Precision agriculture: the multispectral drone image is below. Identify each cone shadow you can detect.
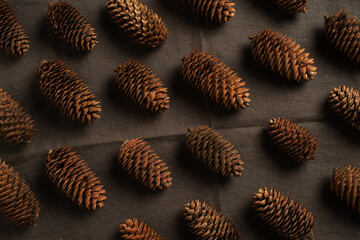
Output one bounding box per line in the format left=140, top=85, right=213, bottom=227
left=244, top=0, right=297, bottom=22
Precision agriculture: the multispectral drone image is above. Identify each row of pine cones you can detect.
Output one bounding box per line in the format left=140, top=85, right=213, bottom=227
left=2, top=147, right=359, bottom=240
left=0, top=1, right=359, bottom=64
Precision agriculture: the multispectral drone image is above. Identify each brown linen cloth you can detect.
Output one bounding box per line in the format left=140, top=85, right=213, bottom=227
left=0, top=0, right=359, bottom=239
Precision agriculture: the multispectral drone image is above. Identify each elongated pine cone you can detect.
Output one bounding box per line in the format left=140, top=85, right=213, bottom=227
left=106, top=0, right=168, bottom=48
left=328, top=86, right=360, bottom=130
left=36, top=59, right=101, bottom=124
left=47, top=1, right=98, bottom=51
left=183, top=199, right=241, bottom=240
left=272, top=0, right=309, bottom=14
left=253, top=187, right=315, bottom=240
left=186, top=125, right=244, bottom=177
left=331, top=165, right=360, bottom=213
left=249, top=29, right=317, bottom=83
left=268, top=117, right=318, bottom=163
left=181, top=50, right=251, bottom=110
left=118, top=139, right=172, bottom=190
left=114, top=60, right=170, bottom=112
left=0, top=0, right=29, bottom=55
left=44, top=146, right=106, bottom=210
left=179, top=0, right=235, bottom=23
left=324, top=10, right=360, bottom=64
left=0, top=159, right=40, bottom=226
left=0, top=89, right=36, bottom=145
left=119, top=218, right=166, bottom=240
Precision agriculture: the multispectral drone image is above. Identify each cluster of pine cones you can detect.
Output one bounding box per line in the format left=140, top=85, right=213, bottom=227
left=0, top=0, right=359, bottom=239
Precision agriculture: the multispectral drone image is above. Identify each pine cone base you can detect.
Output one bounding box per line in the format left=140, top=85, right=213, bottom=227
left=119, top=218, right=166, bottom=240
left=272, top=0, right=309, bottom=14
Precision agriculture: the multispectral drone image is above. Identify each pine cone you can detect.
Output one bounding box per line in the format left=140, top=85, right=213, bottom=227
left=44, top=146, right=106, bottom=210
left=183, top=199, right=241, bottom=240
left=119, top=218, right=166, bottom=240
left=331, top=165, right=360, bottom=213
left=0, top=89, right=36, bottom=145
left=249, top=29, right=317, bottom=83
left=272, top=0, right=309, bottom=14
left=47, top=1, right=98, bottom=51
left=0, top=0, right=29, bottom=56
left=253, top=187, right=315, bottom=240
left=185, top=125, right=244, bottom=177
left=0, top=159, right=40, bottom=226
left=324, top=10, right=360, bottom=64
left=118, top=139, right=172, bottom=190
left=328, top=86, right=360, bottom=131
left=106, top=0, right=168, bottom=48
left=36, top=59, right=101, bottom=124
left=268, top=117, right=318, bottom=163
left=181, top=50, right=251, bottom=110
left=179, top=0, right=235, bottom=23
left=114, top=60, right=170, bottom=112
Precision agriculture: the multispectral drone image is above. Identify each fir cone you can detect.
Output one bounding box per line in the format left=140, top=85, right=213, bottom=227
left=272, top=0, right=309, bottom=14
left=0, top=89, right=36, bottom=145
left=249, top=29, right=317, bottom=83
left=106, top=0, right=168, bottom=48
left=0, top=0, right=29, bottom=56
left=253, top=187, right=315, bottom=240
left=185, top=125, right=244, bottom=177
left=47, top=1, right=98, bottom=51
left=328, top=86, right=360, bottom=131
left=181, top=50, right=251, bottom=110
left=179, top=0, right=235, bottom=23
left=0, top=159, right=40, bottom=226
left=331, top=165, right=360, bottom=213
left=183, top=199, right=241, bottom=240
left=114, top=60, right=170, bottom=112
left=324, top=10, right=360, bottom=64
left=268, top=117, right=318, bottom=163
left=119, top=218, right=166, bottom=240
left=44, top=146, right=106, bottom=210
left=118, top=139, right=172, bottom=190
left=36, top=59, right=101, bottom=124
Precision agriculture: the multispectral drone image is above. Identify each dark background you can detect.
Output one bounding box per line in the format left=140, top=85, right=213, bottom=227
left=0, top=0, right=359, bottom=239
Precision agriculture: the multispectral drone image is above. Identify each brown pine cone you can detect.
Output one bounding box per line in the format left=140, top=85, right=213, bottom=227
left=47, top=1, right=98, bottom=51
left=114, top=60, right=170, bottom=112
left=328, top=86, right=360, bottom=131
left=36, top=59, right=101, bottom=124
left=106, top=0, right=168, bottom=48
left=249, top=29, right=317, bottom=83
left=183, top=199, right=241, bottom=240
left=0, top=0, right=29, bottom=56
left=268, top=117, right=318, bottom=163
left=179, top=0, right=235, bottom=23
left=253, top=187, right=315, bottom=240
left=0, top=89, right=36, bottom=145
left=185, top=125, right=244, bottom=177
left=324, top=10, right=360, bottom=64
left=181, top=50, right=251, bottom=110
left=44, top=146, right=106, bottom=210
left=272, top=0, right=309, bottom=14
left=0, top=159, right=40, bottom=226
left=118, top=139, right=172, bottom=190
left=331, top=165, right=360, bottom=213
left=119, top=218, right=166, bottom=240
